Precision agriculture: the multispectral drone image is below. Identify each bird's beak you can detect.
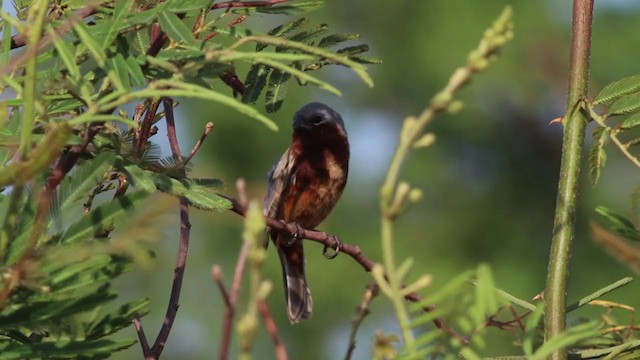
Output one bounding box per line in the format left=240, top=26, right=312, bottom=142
left=293, top=117, right=312, bottom=130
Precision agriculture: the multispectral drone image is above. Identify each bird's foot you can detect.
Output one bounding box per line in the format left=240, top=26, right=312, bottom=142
left=280, top=221, right=303, bottom=247
left=322, top=235, right=341, bottom=259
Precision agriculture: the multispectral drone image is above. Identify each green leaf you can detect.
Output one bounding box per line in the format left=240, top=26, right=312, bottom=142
left=593, top=74, right=640, bottom=105
left=1, top=19, right=11, bottom=66
left=166, top=0, right=213, bottom=12
left=56, top=191, right=151, bottom=244
left=523, top=303, right=544, bottom=356
left=85, top=298, right=150, bottom=340
left=0, top=287, right=118, bottom=328
left=337, top=44, right=370, bottom=56
left=471, top=264, right=502, bottom=328
left=181, top=183, right=232, bottom=211
left=101, top=80, right=278, bottom=130
left=124, top=164, right=158, bottom=193
left=349, top=55, right=383, bottom=64
left=258, top=17, right=309, bottom=51
left=530, top=321, right=601, bottom=360
left=606, top=92, right=640, bottom=116
left=620, top=112, right=640, bottom=129
left=0, top=122, right=72, bottom=188
left=47, top=97, right=85, bottom=115
left=108, top=53, right=131, bottom=91
left=0, top=339, right=136, bottom=359
left=232, top=1, right=324, bottom=15
left=318, top=33, right=360, bottom=48
left=566, top=277, right=633, bottom=312
left=632, top=187, right=640, bottom=228
left=213, top=51, right=314, bottom=63
left=158, top=11, right=196, bottom=45
left=126, top=56, right=146, bottom=87
left=73, top=22, right=108, bottom=68
left=289, top=23, right=329, bottom=42
left=129, top=26, right=151, bottom=55
left=50, top=32, right=80, bottom=79
left=100, top=0, right=132, bottom=50
left=51, top=152, right=115, bottom=227
left=588, top=127, right=609, bottom=186
left=242, top=35, right=374, bottom=87
left=265, top=70, right=291, bottom=113
left=157, top=48, right=204, bottom=61
left=256, top=58, right=341, bottom=96
left=595, top=206, right=640, bottom=242
left=124, top=167, right=231, bottom=210
left=191, top=178, right=225, bottom=188
left=242, top=64, right=271, bottom=104
left=411, top=270, right=474, bottom=311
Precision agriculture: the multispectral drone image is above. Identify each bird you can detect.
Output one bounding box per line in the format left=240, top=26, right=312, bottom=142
left=263, top=102, right=350, bottom=323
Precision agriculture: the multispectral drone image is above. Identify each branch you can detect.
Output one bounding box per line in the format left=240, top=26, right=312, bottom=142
left=345, top=283, right=379, bottom=360
left=217, top=238, right=250, bottom=360
left=210, top=0, right=290, bottom=10
left=220, top=194, right=467, bottom=344
left=147, top=99, right=191, bottom=358
left=184, top=122, right=214, bottom=165
left=544, top=1, right=594, bottom=359
left=258, top=299, right=288, bottom=360
left=4, top=0, right=291, bottom=50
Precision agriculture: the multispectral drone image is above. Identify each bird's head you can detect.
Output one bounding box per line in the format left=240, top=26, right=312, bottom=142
left=292, top=102, right=346, bottom=133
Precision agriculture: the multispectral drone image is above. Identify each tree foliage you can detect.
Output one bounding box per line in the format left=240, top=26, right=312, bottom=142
left=0, top=0, right=638, bottom=359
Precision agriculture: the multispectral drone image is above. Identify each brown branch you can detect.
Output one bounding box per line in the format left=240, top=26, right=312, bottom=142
left=221, top=194, right=469, bottom=345
left=3, top=0, right=292, bottom=55
left=184, top=122, right=214, bottom=165
left=218, top=179, right=251, bottom=360
left=133, top=314, right=152, bottom=359
left=258, top=300, right=288, bottom=360
left=146, top=99, right=191, bottom=358
left=7, top=5, right=97, bottom=50
left=345, top=283, right=379, bottom=360
left=210, top=0, right=290, bottom=10
left=211, top=266, right=232, bottom=308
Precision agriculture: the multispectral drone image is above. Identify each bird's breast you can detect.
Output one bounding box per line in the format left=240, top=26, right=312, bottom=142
left=283, top=144, right=349, bottom=229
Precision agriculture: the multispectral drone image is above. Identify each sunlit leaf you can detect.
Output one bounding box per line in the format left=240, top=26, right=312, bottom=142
left=588, top=127, right=609, bottom=186
left=593, top=74, right=640, bottom=105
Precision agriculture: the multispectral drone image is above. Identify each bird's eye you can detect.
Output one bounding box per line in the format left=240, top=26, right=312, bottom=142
left=310, top=115, right=323, bottom=125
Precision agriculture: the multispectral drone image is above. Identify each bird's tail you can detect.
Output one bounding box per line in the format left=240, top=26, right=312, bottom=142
left=277, top=240, right=313, bottom=323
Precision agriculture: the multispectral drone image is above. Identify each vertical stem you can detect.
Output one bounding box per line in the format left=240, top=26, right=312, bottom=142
left=20, top=0, right=49, bottom=159
left=380, top=217, right=414, bottom=348
left=544, top=1, right=593, bottom=359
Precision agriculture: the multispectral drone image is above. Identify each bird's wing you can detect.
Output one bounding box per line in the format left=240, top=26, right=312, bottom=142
left=263, top=147, right=297, bottom=246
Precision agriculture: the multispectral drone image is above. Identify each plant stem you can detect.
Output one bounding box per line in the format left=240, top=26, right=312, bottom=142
left=20, top=0, right=49, bottom=159
left=544, top=1, right=594, bottom=359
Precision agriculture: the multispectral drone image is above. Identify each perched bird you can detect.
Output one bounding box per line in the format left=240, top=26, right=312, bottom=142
left=264, top=102, right=350, bottom=323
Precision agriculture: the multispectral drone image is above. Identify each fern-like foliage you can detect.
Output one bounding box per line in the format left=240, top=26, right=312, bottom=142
left=240, top=17, right=381, bottom=112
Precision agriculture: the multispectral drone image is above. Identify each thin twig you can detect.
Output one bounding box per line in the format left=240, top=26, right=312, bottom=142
left=133, top=314, right=152, bottom=359
left=258, top=299, right=288, bottom=360
left=184, top=122, right=214, bottom=165
left=218, top=179, right=251, bottom=360
left=137, top=99, right=162, bottom=156
left=203, top=15, right=248, bottom=42
left=210, top=0, right=290, bottom=10
left=134, top=96, right=192, bottom=359
left=211, top=265, right=232, bottom=308
left=345, top=283, right=379, bottom=360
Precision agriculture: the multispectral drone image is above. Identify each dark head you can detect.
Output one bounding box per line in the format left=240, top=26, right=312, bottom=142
left=292, top=102, right=346, bottom=134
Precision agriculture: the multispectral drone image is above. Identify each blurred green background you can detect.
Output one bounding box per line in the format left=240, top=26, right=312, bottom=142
left=115, top=1, right=640, bottom=358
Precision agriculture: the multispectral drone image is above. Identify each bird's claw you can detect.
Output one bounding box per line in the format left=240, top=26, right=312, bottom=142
left=281, top=221, right=303, bottom=247
left=322, top=235, right=341, bottom=259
